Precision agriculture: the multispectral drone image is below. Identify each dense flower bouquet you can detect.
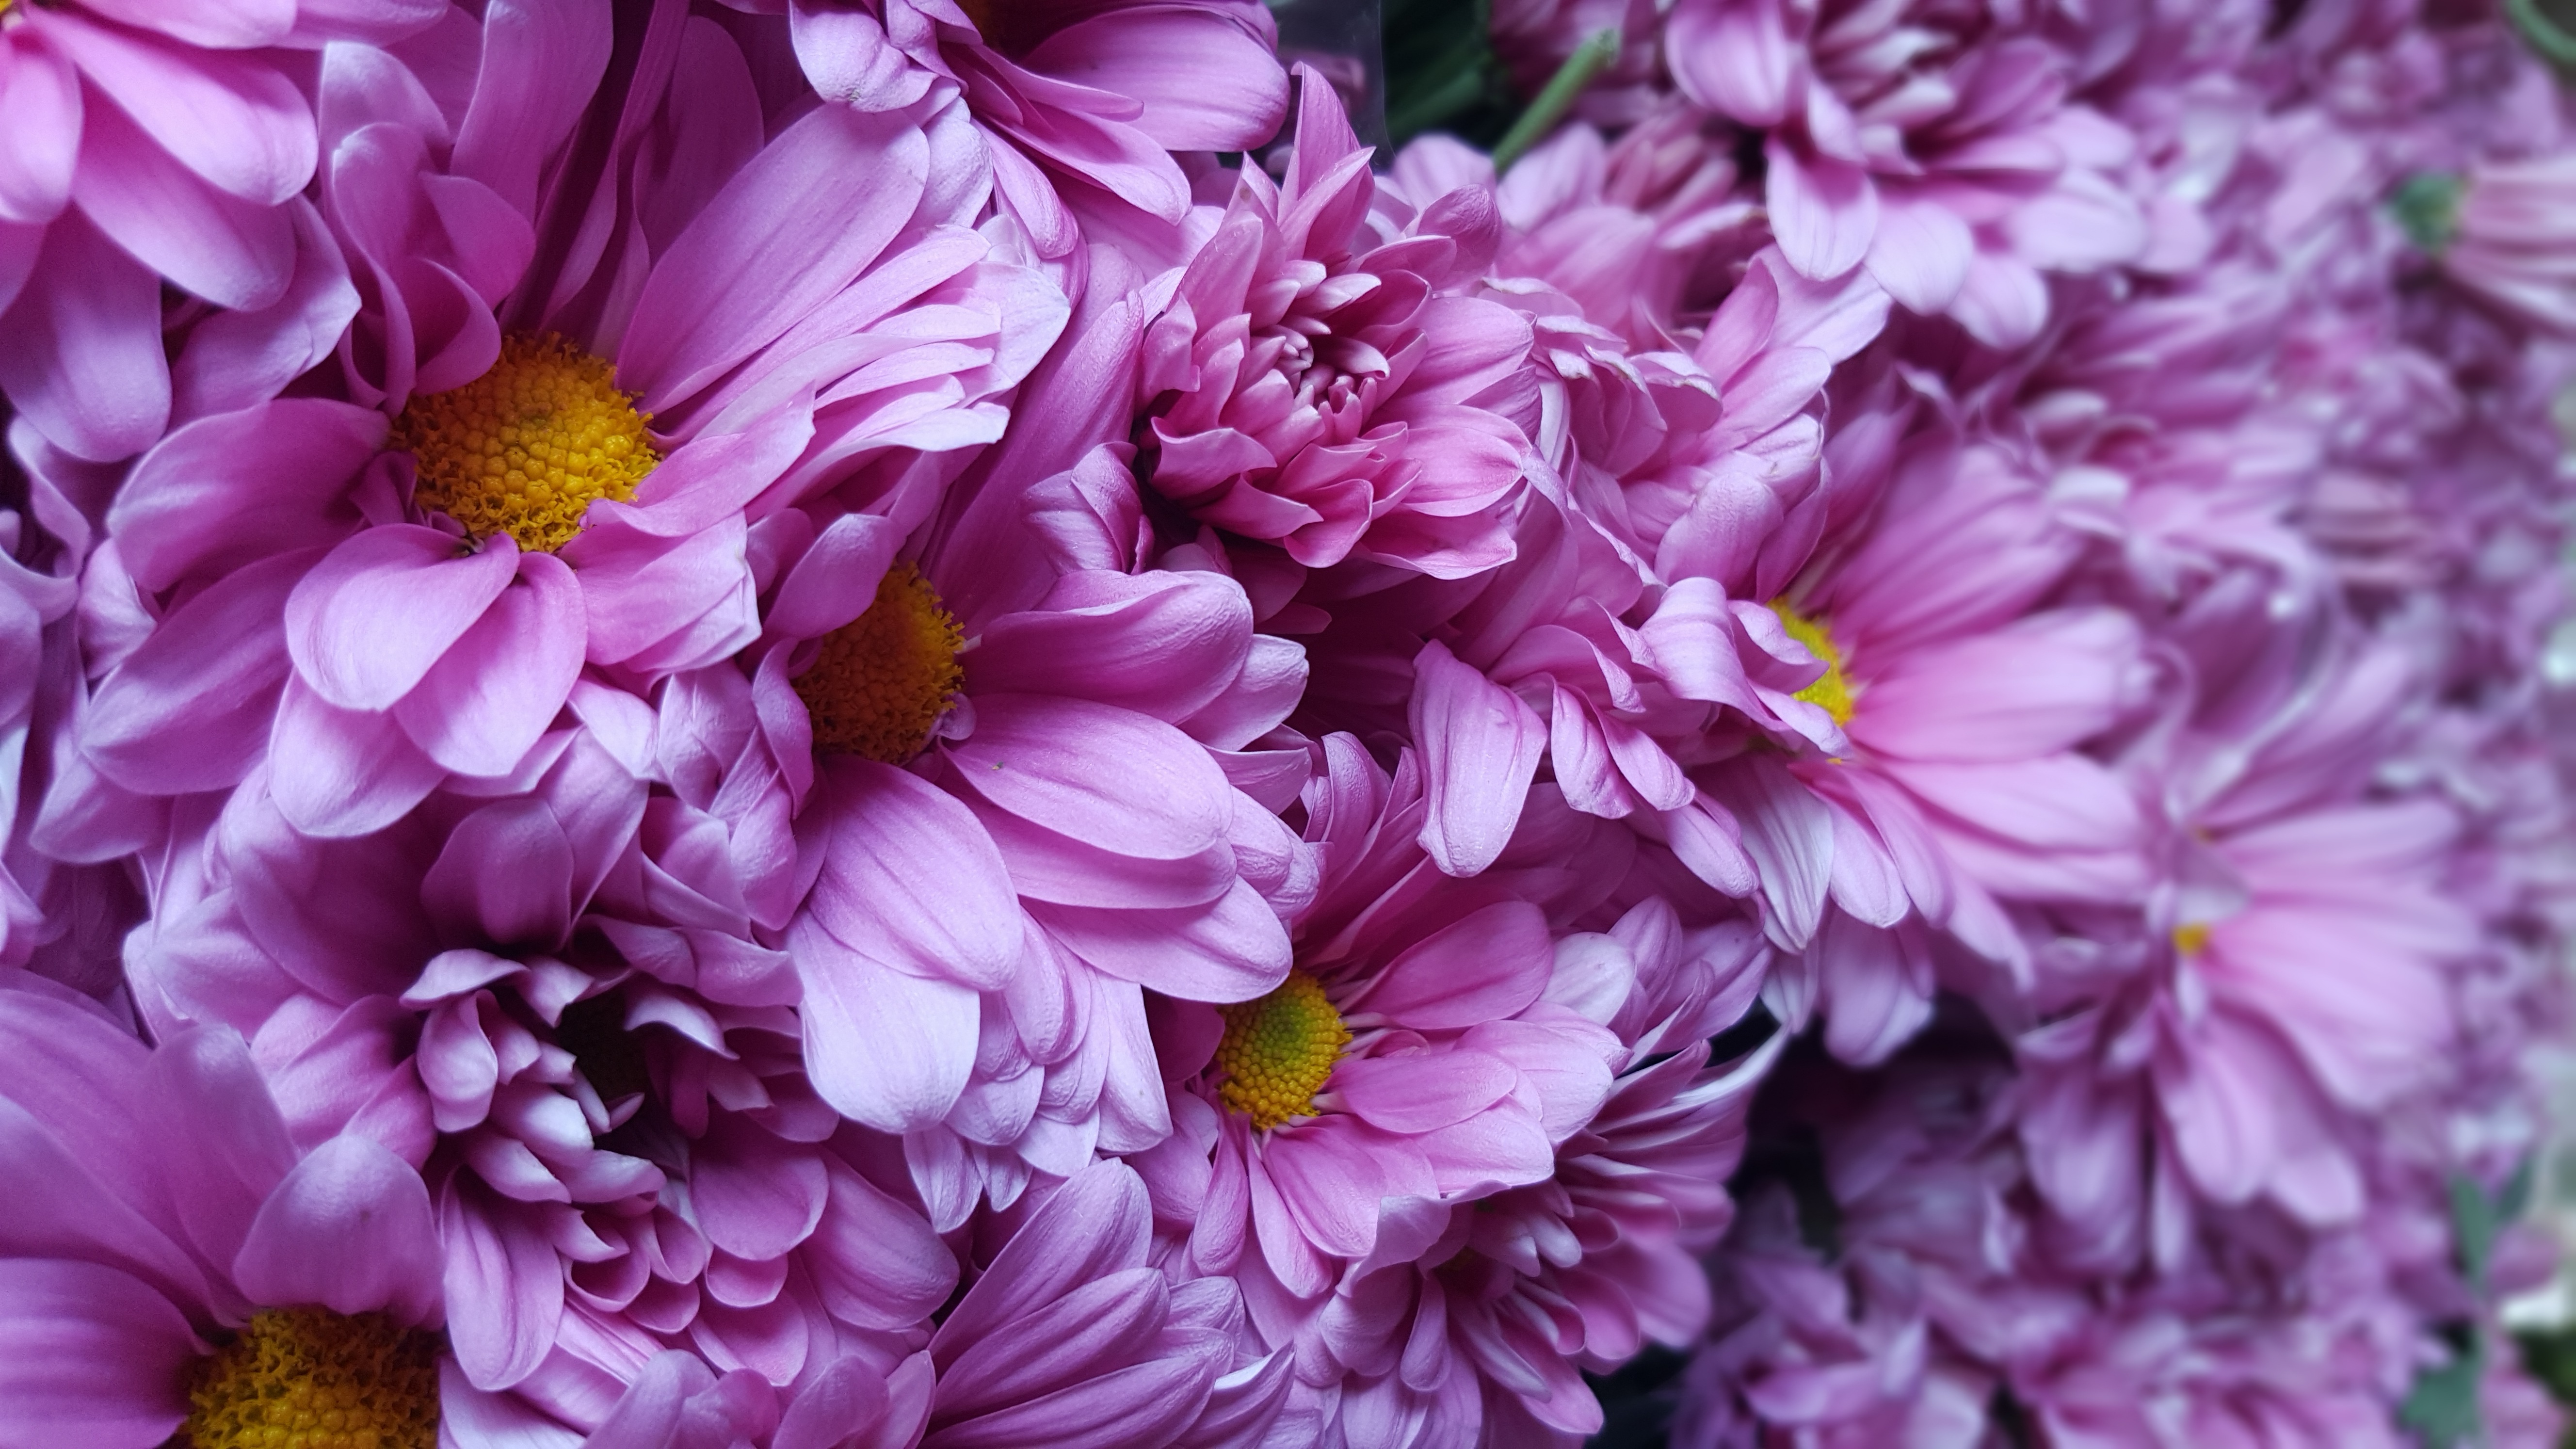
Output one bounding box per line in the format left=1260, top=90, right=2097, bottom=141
left=3, top=0, right=2575, bottom=1445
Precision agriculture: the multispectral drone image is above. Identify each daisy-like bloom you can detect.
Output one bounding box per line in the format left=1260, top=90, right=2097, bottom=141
left=0, top=0, right=435, bottom=461
left=1140, top=736, right=1618, bottom=1315
left=1670, top=408, right=2151, bottom=1064
left=1282, top=893, right=1782, bottom=1443
left=58, top=5, right=1064, bottom=840
left=1664, top=0, right=2148, bottom=346
left=0, top=981, right=458, bottom=1448
left=2400, top=156, right=2576, bottom=336
left=2016, top=611, right=2469, bottom=1266
left=1134, top=67, right=1541, bottom=581
left=663, top=440, right=1310, bottom=1225
left=116, top=728, right=967, bottom=1416
left=1395, top=98, right=1773, bottom=354
left=594, top=1159, right=1295, bottom=1449
left=784, top=0, right=1288, bottom=268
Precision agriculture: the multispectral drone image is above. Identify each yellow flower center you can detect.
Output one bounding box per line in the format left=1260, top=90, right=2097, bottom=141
left=393, top=333, right=659, bottom=554
left=2172, top=922, right=2212, bottom=957
left=1212, top=971, right=1350, bottom=1131
left=793, top=563, right=966, bottom=765
left=1769, top=601, right=1855, bottom=725
left=184, top=1308, right=439, bottom=1449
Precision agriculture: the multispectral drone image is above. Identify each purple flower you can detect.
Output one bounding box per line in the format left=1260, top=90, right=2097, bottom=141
left=0, top=980, right=464, bottom=1448
left=699, top=442, right=1311, bottom=1225
left=56, top=10, right=1066, bottom=840
left=785, top=0, right=1288, bottom=267
left=0, top=0, right=437, bottom=461
left=1135, top=69, right=1540, bottom=580
left=1666, top=0, right=2148, bottom=345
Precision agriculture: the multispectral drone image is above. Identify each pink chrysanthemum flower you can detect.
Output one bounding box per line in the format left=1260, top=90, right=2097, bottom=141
left=2018, top=617, right=2469, bottom=1263
left=1134, top=68, right=1540, bottom=580
left=1277, top=895, right=1780, bottom=1443
left=673, top=442, right=1310, bottom=1225
left=1142, top=737, right=1618, bottom=1306
left=1666, top=0, right=2148, bottom=346
left=117, top=741, right=962, bottom=1410
left=54, top=9, right=1064, bottom=841
left=783, top=0, right=1288, bottom=267
left=0, top=981, right=483, bottom=1447
left=1421, top=102, right=1768, bottom=351
left=575, top=1161, right=1291, bottom=1449
left=0, top=0, right=436, bottom=461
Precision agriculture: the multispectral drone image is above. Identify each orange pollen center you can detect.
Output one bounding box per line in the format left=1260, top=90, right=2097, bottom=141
left=1213, top=971, right=1350, bottom=1131
left=1769, top=601, right=1855, bottom=725
left=793, top=563, right=966, bottom=765
left=392, top=332, right=659, bottom=554
left=2172, top=922, right=2213, bottom=957
left=184, top=1308, right=440, bottom=1449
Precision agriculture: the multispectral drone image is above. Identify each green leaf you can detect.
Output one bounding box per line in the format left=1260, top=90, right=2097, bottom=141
left=2453, top=1171, right=2500, bottom=1295
left=2500, top=1156, right=2537, bottom=1225
left=2401, top=1340, right=2485, bottom=1449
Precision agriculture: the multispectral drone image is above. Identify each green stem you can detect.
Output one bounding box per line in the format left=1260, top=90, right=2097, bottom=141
left=1490, top=26, right=1621, bottom=175
left=2507, top=0, right=2576, bottom=68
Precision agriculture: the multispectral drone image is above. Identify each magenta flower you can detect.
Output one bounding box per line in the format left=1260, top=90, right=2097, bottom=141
left=1134, top=68, right=1540, bottom=580
left=1666, top=0, right=2147, bottom=345
left=0, top=982, right=462, bottom=1448
left=2018, top=629, right=2469, bottom=1256
left=118, top=738, right=962, bottom=1410
left=61, top=11, right=1064, bottom=839
left=698, top=442, right=1309, bottom=1225
left=785, top=0, right=1288, bottom=265
left=2420, top=156, right=2576, bottom=335
left=0, top=0, right=435, bottom=461
left=1281, top=895, right=1780, bottom=1442
left=1142, top=737, right=1618, bottom=1307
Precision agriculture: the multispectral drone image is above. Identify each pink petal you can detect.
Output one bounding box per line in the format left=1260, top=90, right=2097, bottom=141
left=1334, top=1049, right=1516, bottom=1134
left=691, top=1114, right=829, bottom=1262
left=805, top=1161, right=957, bottom=1333
left=1765, top=141, right=1876, bottom=281
left=1408, top=640, right=1546, bottom=878
left=789, top=915, right=979, bottom=1134
left=0, top=1259, right=196, bottom=1449
left=1024, top=9, right=1287, bottom=152
left=946, top=695, right=1230, bottom=861
left=0, top=212, right=168, bottom=461
left=43, top=12, right=314, bottom=204
left=1346, top=901, right=1553, bottom=1030
left=621, top=103, right=929, bottom=411
left=232, top=1134, right=442, bottom=1326
left=267, top=676, right=450, bottom=838
left=789, top=1, right=933, bottom=113
left=72, top=95, right=293, bottom=309
left=82, top=550, right=304, bottom=796
left=806, top=758, right=1025, bottom=993
left=439, top=1177, right=564, bottom=1391
left=393, top=552, right=584, bottom=778
left=287, top=526, right=518, bottom=712
left=1861, top=194, right=1974, bottom=316
left=108, top=398, right=381, bottom=594
left=449, top=0, right=612, bottom=221
left=0, top=38, right=79, bottom=223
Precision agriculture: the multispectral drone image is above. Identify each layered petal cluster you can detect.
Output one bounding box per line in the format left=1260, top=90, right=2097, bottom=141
left=0, top=0, right=434, bottom=461
left=1667, top=0, right=2150, bottom=345
left=1136, top=70, right=1540, bottom=580
left=4, top=0, right=2576, bottom=1443
left=784, top=0, right=1289, bottom=268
